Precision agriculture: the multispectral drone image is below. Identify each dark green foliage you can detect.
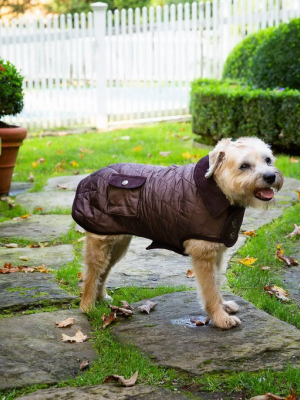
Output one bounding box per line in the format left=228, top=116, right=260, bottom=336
left=190, top=79, right=300, bottom=152
left=222, top=28, right=274, bottom=83
left=45, top=0, right=150, bottom=14
left=251, top=18, right=300, bottom=89
left=0, top=59, right=24, bottom=119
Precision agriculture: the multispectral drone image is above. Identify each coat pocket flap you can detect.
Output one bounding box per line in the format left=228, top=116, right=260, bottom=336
left=108, top=174, right=146, bottom=189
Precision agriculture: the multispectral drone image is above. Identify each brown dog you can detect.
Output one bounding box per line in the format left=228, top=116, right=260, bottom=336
left=72, top=137, right=283, bottom=329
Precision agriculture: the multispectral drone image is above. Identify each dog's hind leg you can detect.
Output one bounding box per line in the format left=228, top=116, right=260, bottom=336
left=96, top=234, right=132, bottom=302
left=80, top=233, right=131, bottom=312
left=184, top=239, right=241, bottom=329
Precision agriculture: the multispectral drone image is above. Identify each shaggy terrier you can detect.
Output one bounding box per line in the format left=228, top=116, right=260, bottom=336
left=73, top=137, right=284, bottom=329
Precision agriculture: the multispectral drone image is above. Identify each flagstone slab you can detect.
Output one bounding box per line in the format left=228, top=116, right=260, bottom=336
left=0, top=215, right=73, bottom=241
left=112, top=291, right=300, bottom=375
left=44, top=174, right=88, bottom=191
left=16, top=384, right=192, bottom=400
left=0, top=244, right=74, bottom=269
left=0, top=309, right=96, bottom=389
left=16, top=191, right=75, bottom=212
left=0, top=272, right=77, bottom=311
left=9, top=182, right=34, bottom=196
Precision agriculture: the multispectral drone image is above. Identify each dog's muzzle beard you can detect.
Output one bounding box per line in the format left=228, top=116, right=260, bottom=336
left=254, top=172, right=283, bottom=202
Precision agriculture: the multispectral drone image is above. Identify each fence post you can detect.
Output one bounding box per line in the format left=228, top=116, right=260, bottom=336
left=91, top=2, right=108, bottom=129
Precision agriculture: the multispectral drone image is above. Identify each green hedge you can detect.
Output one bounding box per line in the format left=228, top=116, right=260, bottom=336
left=190, top=79, right=300, bottom=152
left=222, top=28, right=274, bottom=83
left=251, top=18, right=300, bottom=90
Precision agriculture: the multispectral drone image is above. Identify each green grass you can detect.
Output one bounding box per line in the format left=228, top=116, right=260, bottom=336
left=228, top=203, right=300, bottom=329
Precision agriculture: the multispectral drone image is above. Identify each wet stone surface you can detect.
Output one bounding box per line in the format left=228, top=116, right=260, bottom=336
left=0, top=244, right=74, bottom=269
left=0, top=272, right=77, bottom=311
left=16, top=385, right=192, bottom=400
left=112, top=291, right=300, bottom=375
left=0, top=215, right=73, bottom=241
left=0, top=310, right=96, bottom=390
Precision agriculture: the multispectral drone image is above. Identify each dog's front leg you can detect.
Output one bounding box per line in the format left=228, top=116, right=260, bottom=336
left=184, top=239, right=241, bottom=329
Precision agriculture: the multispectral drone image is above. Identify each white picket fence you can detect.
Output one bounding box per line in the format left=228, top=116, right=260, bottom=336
left=1, top=0, right=300, bottom=129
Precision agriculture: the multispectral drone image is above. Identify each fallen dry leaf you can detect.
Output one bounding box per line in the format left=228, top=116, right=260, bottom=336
left=276, top=245, right=298, bottom=266
left=285, top=388, right=297, bottom=400
left=32, top=161, right=39, bottom=168
left=264, top=285, right=290, bottom=302
left=239, top=256, right=258, bottom=266
left=28, top=173, right=34, bottom=182
left=20, top=266, right=35, bottom=273
left=62, top=329, right=87, bottom=343
left=35, top=264, right=50, bottom=273
left=186, top=269, right=195, bottom=278
left=159, top=151, right=171, bottom=157
left=4, top=243, right=18, bottom=248
left=79, top=360, right=90, bottom=371
left=182, top=135, right=190, bottom=140
left=290, top=157, right=299, bottom=163
left=34, top=207, right=43, bottom=212
left=132, top=145, right=142, bottom=152
left=205, top=317, right=211, bottom=325
left=109, top=305, right=133, bottom=317
left=182, top=151, right=192, bottom=159
left=250, top=388, right=296, bottom=400
left=47, top=141, right=52, bottom=146
left=120, top=300, right=134, bottom=310
left=57, top=183, right=69, bottom=190
left=104, top=371, right=138, bottom=387
left=77, top=272, right=83, bottom=279
left=77, top=237, right=85, bottom=243
left=286, top=224, right=300, bottom=238
left=56, top=317, right=75, bottom=328
left=101, top=311, right=117, bottom=329
left=19, top=256, right=29, bottom=261
left=242, top=230, right=257, bottom=237
left=196, top=320, right=204, bottom=326
left=138, top=300, right=157, bottom=314
left=70, top=160, right=79, bottom=168
left=38, top=157, right=45, bottom=163
left=30, top=244, right=41, bottom=248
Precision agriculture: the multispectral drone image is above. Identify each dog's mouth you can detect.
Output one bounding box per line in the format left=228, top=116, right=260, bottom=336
left=254, top=188, right=275, bottom=201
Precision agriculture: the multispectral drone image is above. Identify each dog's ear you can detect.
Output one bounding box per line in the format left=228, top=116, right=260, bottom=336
left=205, top=151, right=225, bottom=178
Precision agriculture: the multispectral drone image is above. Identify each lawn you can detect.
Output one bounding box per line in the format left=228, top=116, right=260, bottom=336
left=1, top=121, right=300, bottom=399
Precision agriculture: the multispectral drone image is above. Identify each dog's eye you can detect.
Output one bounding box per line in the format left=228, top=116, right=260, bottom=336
left=240, top=163, right=250, bottom=170
left=266, top=157, right=272, bottom=165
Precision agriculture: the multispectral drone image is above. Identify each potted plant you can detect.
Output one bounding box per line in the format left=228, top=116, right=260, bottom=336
left=0, top=58, right=26, bottom=195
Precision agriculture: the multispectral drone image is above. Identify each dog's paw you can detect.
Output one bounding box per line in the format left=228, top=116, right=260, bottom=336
left=80, top=300, right=93, bottom=313
left=98, top=292, right=113, bottom=304
left=213, top=310, right=241, bottom=330
left=222, top=300, right=239, bottom=314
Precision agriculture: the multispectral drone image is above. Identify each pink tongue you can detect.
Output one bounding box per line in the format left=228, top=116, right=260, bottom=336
left=258, top=189, right=274, bottom=199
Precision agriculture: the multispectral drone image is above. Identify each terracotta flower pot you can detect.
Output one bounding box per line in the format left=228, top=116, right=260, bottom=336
left=0, top=122, right=27, bottom=195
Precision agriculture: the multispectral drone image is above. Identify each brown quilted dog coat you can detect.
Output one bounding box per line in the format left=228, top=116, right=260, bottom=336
left=72, top=156, right=245, bottom=255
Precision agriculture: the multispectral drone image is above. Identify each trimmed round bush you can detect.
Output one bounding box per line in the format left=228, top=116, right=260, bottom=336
left=222, top=28, right=274, bottom=83
left=251, top=18, right=300, bottom=89
left=0, top=59, right=24, bottom=120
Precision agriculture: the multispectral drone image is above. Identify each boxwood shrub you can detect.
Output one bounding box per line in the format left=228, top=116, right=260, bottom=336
left=0, top=59, right=24, bottom=120
left=251, top=18, right=300, bottom=90
left=222, top=28, right=274, bottom=83
left=190, top=79, right=300, bottom=152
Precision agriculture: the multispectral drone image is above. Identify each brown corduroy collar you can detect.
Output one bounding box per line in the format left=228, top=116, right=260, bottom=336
left=194, top=155, right=240, bottom=218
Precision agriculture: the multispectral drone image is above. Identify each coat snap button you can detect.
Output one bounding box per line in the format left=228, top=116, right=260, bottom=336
left=230, top=231, right=236, bottom=239
left=122, top=180, right=129, bottom=186
left=232, top=219, right=237, bottom=228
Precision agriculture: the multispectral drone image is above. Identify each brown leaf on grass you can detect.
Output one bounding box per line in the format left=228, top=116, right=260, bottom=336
left=56, top=317, right=75, bottom=328
left=109, top=305, right=133, bottom=317
left=250, top=389, right=297, bottom=400
left=35, top=264, right=50, bottom=273
left=132, top=145, right=142, bottom=152
left=19, top=256, right=29, bottom=261
left=159, top=151, right=171, bottom=157
left=77, top=272, right=83, bottom=280
left=285, top=388, right=297, bottom=400
left=186, top=269, right=195, bottom=278
left=28, top=173, right=34, bottom=182
left=13, top=214, right=31, bottom=221
left=20, top=266, right=35, bottom=273
left=290, top=157, right=299, bottom=163
left=138, top=300, right=157, bottom=314
left=120, top=300, right=134, bottom=310
left=276, top=245, right=298, bottom=266
left=102, top=312, right=117, bottom=329
left=38, top=158, right=45, bottom=163
left=264, top=285, right=290, bottom=302
left=34, top=207, right=43, bottom=212
left=0, top=64, right=6, bottom=72
left=62, top=329, right=87, bottom=343
left=30, top=244, right=41, bottom=248
left=4, top=243, right=18, bottom=248
left=196, top=320, right=204, bottom=326
left=286, top=224, right=300, bottom=238
left=79, top=360, right=90, bottom=371
left=242, top=230, right=257, bottom=237
left=104, top=371, right=138, bottom=387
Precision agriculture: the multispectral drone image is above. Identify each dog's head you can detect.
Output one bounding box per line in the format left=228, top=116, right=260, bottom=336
left=205, top=137, right=284, bottom=208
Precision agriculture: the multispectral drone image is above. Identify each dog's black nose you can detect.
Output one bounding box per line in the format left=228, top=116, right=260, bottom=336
left=263, top=172, right=276, bottom=184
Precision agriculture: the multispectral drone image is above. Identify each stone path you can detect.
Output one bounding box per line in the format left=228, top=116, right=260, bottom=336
left=0, top=173, right=299, bottom=399
left=112, top=291, right=300, bottom=375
